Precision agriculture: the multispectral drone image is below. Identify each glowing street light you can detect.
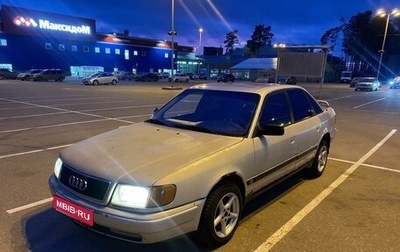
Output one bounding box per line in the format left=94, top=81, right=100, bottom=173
left=376, top=8, right=400, bottom=79
left=198, top=28, right=203, bottom=55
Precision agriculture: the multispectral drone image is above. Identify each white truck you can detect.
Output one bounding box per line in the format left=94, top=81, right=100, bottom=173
left=340, top=71, right=353, bottom=82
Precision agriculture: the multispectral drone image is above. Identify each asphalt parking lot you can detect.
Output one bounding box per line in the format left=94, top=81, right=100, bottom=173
left=0, top=79, right=399, bottom=252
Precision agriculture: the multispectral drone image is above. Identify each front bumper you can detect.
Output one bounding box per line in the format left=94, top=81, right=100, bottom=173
left=48, top=175, right=205, bottom=243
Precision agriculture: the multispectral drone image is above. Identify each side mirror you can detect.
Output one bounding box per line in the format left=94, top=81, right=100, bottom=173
left=257, top=124, right=284, bottom=136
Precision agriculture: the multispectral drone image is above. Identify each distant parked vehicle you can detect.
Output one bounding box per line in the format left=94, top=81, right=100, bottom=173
left=349, top=77, right=361, bottom=88
left=0, top=68, right=19, bottom=79
left=32, top=69, right=65, bottom=82
left=157, top=72, right=170, bottom=79
left=135, top=73, right=159, bottom=82
left=198, top=73, right=208, bottom=80
left=217, top=73, right=235, bottom=82
left=340, top=71, right=353, bottom=83
left=169, top=74, right=190, bottom=83
left=354, top=77, right=380, bottom=92
left=389, top=76, right=400, bottom=89
left=82, top=72, right=118, bottom=85
left=17, top=69, right=43, bottom=81
left=112, top=71, right=136, bottom=81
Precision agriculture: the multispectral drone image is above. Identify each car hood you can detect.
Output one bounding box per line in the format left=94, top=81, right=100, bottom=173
left=60, top=122, right=243, bottom=185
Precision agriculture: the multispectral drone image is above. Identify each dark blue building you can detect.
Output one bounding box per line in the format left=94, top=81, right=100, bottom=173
left=0, top=5, right=198, bottom=77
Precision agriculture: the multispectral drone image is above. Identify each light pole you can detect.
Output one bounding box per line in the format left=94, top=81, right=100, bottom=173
left=169, top=0, right=176, bottom=76
left=376, top=8, right=400, bottom=79
left=198, top=28, right=203, bottom=55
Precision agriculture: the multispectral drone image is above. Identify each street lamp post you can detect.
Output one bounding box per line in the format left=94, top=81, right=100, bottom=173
left=170, top=0, right=175, bottom=76
left=198, top=28, right=203, bottom=55
left=376, top=8, right=400, bottom=79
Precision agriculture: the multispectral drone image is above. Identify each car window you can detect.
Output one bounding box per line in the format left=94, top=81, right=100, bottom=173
left=259, top=91, right=291, bottom=127
left=286, top=89, right=316, bottom=122
left=151, top=90, right=259, bottom=137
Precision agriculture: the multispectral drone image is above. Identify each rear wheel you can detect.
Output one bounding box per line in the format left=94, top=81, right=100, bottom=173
left=306, top=140, right=329, bottom=178
left=111, top=79, right=117, bottom=85
left=196, top=183, right=242, bottom=246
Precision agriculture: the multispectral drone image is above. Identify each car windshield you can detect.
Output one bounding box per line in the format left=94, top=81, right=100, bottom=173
left=359, top=78, right=374, bottom=82
left=147, top=89, right=260, bottom=137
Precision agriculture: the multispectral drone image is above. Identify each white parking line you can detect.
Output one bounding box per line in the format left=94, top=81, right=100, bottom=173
left=254, top=129, right=397, bottom=252
left=0, top=144, right=73, bottom=159
left=0, top=97, right=134, bottom=124
left=6, top=198, right=52, bottom=214
left=353, top=97, right=386, bottom=109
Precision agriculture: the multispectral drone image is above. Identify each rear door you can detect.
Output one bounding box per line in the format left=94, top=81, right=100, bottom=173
left=286, top=89, right=322, bottom=168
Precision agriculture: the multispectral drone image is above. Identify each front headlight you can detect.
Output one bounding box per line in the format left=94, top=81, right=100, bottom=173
left=111, top=184, right=176, bottom=209
left=54, top=157, right=63, bottom=179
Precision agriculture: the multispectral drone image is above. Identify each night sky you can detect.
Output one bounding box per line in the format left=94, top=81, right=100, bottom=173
left=2, top=0, right=397, bottom=55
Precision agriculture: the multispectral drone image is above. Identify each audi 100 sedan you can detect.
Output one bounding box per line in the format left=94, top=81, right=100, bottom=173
left=49, top=83, right=336, bottom=247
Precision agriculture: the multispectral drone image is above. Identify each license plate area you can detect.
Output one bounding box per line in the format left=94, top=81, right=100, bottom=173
left=53, top=195, right=94, bottom=226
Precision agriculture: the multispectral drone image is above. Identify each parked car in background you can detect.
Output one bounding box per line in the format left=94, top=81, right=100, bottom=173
left=135, top=73, right=159, bottom=82
left=169, top=73, right=190, bottom=83
left=49, top=83, right=336, bottom=247
left=157, top=72, right=170, bottom=79
left=217, top=73, right=235, bottom=82
left=0, top=68, right=19, bottom=79
left=389, top=76, right=400, bottom=89
left=17, top=69, right=42, bottom=81
left=198, top=73, right=208, bottom=80
left=112, top=71, right=136, bottom=81
left=32, top=69, right=65, bottom=82
left=349, top=77, right=361, bottom=87
left=354, top=77, right=380, bottom=92
left=277, top=76, right=297, bottom=85
left=82, top=72, right=118, bottom=85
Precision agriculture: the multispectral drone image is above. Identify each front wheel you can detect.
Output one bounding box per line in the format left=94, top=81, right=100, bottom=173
left=306, top=140, right=329, bottom=178
left=92, top=80, right=99, bottom=85
left=196, top=183, right=242, bottom=247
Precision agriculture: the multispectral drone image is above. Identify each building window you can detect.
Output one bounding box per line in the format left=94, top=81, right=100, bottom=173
left=45, top=43, right=52, bottom=50
left=124, top=49, right=129, bottom=60
left=83, top=46, right=89, bottom=52
left=71, top=45, right=78, bottom=52
left=164, top=53, right=169, bottom=58
left=0, top=39, right=7, bottom=46
left=95, top=47, right=100, bottom=53
left=133, top=50, right=138, bottom=56
left=115, top=48, right=120, bottom=55
left=59, top=44, right=65, bottom=51
left=105, top=48, right=111, bottom=54
left=141, top=51, right=146, bottom=57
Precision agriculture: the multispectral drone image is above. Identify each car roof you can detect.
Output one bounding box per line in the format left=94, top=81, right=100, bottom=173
left=189, top=82, right=306, bottom=96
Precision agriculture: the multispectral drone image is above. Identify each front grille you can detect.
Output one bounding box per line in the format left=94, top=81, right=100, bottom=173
left=60, top=164, right=111, bottom=201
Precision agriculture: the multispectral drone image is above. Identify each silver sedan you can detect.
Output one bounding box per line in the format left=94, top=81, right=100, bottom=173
left=49, top=83, right=336, bottom=247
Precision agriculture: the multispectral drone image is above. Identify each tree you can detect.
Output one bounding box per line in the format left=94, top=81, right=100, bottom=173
left=246, top=24, right=274, bottom=57
left=224, top=30, right=239, bottom=54
left=321, top=10, right=400, bottom=76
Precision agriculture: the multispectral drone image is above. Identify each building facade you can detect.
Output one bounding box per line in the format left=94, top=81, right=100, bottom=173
left=0, top=5, right=200, bottom=77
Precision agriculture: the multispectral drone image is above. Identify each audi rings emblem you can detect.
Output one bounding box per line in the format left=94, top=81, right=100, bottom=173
left=68, top=175, right=88, bottom=191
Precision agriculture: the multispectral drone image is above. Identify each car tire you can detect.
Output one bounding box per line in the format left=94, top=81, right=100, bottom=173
left=93, top=80, right=99, bottom=85
left=306, top=139, right=329, bottom=178
left=111, top=80, right=117, bottom=85
left=196, top=182, right=242, bottom=246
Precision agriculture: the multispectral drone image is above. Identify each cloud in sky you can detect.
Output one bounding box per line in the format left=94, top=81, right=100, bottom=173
left=3, top=0, right=397, bottom=54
